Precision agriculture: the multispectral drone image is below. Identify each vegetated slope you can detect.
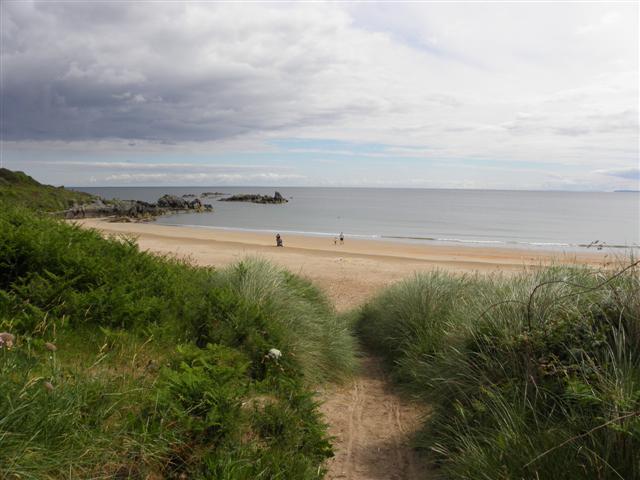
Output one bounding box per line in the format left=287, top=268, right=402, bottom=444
left=357, top=267, right=640, bottom=479
left=0, top=168, right=94, bottom=211
left=0, top=207, right=357, bottom=479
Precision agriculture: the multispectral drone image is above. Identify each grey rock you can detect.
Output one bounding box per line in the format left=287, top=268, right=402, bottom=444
left=219, top=192, right=288, bottom=204
left=63, top=193, right=212, bottom=220
left=157, top=194, right=189, bottom=209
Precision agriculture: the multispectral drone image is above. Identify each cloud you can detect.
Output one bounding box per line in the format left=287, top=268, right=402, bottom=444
left=27, top=160, right=294, bottom=172
left=6, top=158, right=306, bottom=186
left=2, top=2, right=385, bottom=142
left=595, top=167, right=640, bottom=181
left=103, top=172, right=306, bottom=185
left=1, top=2, right=638, bottom=188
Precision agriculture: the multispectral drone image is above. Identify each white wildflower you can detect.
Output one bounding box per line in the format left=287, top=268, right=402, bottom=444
left=267, top=348, right=282, bottom=360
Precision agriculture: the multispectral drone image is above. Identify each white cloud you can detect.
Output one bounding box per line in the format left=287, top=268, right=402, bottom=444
left=103, top=172, right=306, bottom=185
left=1, top=2, right=638, bottom=188
left=27, top=160, right=294, bottom=171
left=594, top=167, right=640, bottom=181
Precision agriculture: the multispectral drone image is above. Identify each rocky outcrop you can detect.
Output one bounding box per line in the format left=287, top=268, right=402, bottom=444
left=201, top=191, right=225, bottom=197
left=64, top=198, right=163, bottom=220
left=64, top=194, right=212, bottom=220
left=157, top=194, right=189, bottom=209
left=219, top=191, right=288, bottom=204
left=186, top=197, right=212, bottom=212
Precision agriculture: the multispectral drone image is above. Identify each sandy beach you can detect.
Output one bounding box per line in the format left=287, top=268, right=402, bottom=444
left=74, top=219, right=612, bottom=312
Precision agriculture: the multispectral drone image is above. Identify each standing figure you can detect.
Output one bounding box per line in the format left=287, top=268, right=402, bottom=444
left=339, top=232, right=344, bottom=244
left=276, top=233, right=283, bottom=247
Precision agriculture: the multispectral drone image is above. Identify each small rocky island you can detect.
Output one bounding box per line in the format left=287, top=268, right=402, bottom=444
left=62, top=189, right=288, bottom=222
left=219, top=191, right=287, bottom=204
left=64, top=194, right=213, bottom=221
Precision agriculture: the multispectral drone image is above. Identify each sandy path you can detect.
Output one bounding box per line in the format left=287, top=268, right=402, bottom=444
left=318, top=357, right=428, bottom=480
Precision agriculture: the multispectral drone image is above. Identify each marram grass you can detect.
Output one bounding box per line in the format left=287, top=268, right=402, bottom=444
left=215, top=258, right=358, bottom=384
left=357, top=263, right=640, bottom=480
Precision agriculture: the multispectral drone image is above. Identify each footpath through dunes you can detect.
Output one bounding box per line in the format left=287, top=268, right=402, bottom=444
left=318, top=357, right=429, bottom=480
left=74, top=219, right=441, bottom=477
left=70, top=219, right=615, bottom=479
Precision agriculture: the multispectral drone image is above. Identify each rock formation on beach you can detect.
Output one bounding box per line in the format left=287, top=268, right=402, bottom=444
left=157, top=194, right=189, bottom=209
left=64, top=194, right=213, bottom=221
left=219, top=191, right=288, bottom=204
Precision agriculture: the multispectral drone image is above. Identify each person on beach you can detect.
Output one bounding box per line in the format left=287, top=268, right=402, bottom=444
left=276, top=233, right=283, bottom=247
left=334, top=237, right=337, bottom=245
left=339, top=232, right=344, bottom=244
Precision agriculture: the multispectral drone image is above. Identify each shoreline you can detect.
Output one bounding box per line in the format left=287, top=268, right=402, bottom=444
left=154, top=220, right=639, bottom=252
left=73, top=218, right=619, bottom=311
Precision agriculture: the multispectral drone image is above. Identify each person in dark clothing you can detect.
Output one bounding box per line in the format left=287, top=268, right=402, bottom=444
left=276, top=233, right=283, bottom=247
left=339, top=232, right=344, bottom=244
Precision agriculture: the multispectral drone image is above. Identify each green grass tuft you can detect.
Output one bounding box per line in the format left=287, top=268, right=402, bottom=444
left=357, top=264, right=640, bottom=479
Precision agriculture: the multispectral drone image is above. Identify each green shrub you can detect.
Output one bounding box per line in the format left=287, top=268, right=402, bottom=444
left=0, top=206, right=356, bottom=478
left=144, top=343, right=332, bottom=479
left=156, top=343, right=250, bottom=443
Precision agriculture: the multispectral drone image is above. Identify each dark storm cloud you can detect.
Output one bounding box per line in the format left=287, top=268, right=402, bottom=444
left=1, top=2, right=377, bottom=142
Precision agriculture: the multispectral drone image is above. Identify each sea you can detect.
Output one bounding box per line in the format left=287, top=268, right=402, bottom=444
left=76, top=187, right=640, bottom=252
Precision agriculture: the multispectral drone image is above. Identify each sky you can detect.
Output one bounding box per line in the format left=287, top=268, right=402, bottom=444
left=1, top=1, right=638, bottom=190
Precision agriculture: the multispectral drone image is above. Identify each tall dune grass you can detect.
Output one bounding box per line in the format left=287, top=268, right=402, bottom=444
left=215, top=258, right=358, bottom=384
left=357, top=263, right=640, bottom=479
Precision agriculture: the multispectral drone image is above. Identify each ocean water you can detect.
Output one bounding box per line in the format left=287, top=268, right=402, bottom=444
left=77, top=187, right=640, bottom=251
